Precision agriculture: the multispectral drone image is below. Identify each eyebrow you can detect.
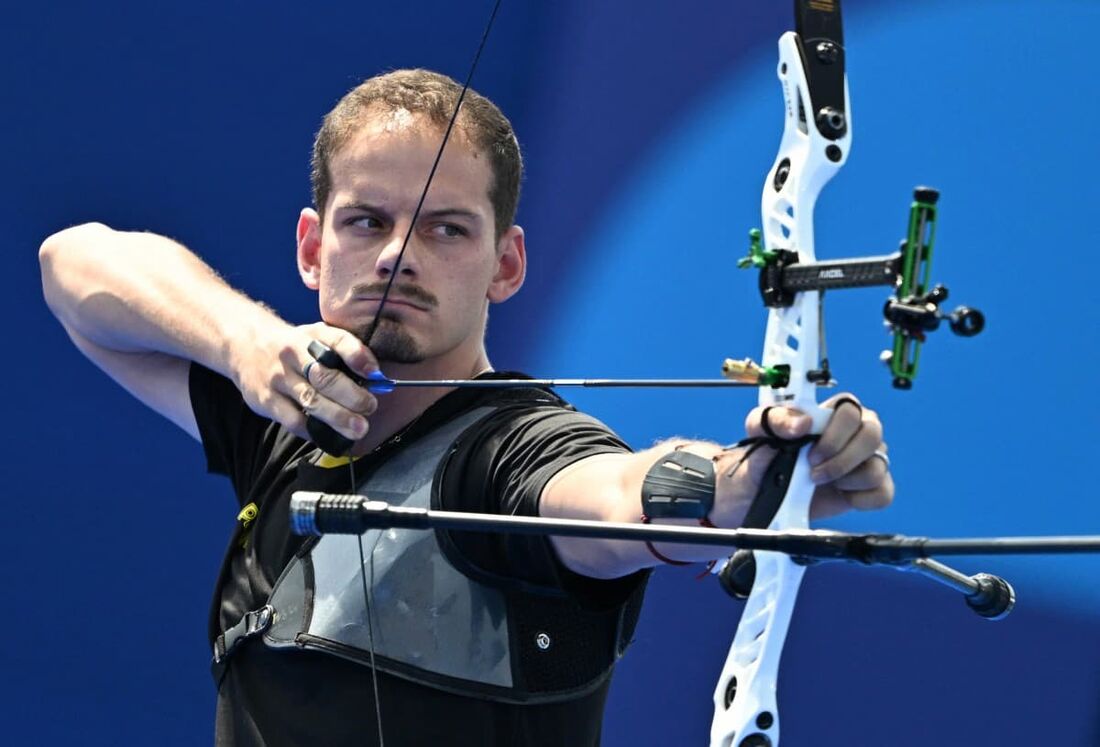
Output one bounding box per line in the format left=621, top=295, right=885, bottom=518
left=334, top=201, right=482, bottom=223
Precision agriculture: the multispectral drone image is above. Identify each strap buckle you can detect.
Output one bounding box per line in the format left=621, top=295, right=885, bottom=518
left=212, top=604, right=274, bottom=664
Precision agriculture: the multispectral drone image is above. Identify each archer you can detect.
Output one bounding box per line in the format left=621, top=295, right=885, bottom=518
left=39, top=68, right=892, bottom=746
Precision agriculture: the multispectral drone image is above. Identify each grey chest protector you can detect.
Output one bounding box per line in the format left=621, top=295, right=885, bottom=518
left=213, top=405, right=642, bottom=704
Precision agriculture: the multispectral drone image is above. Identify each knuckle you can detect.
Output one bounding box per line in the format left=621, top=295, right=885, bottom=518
left=866, top=477, right=896, bottom=508
left=311, top=322, right=340, bottom=341
left=332, top=328, right=364, bottom=350
left=355, top=392, right=378, bottom=414
left=263, top=366, right=282, bottom=391
left=865, top=417, right=884, bottom=442
left=335, top=329, right=360, bottom=348
left=828, top=394, right=863, bottom=422
left=285, top=413, right=308, bottom=438
left=842, top=406, right=863, bottom=427
left=312, top=364, right=340, bottom=389
left=278, top=341, right=299, bottom=366
left=744, top=408, right=760, bottom=433
left=298, top=385, right=318, bottom=409
left=808, top=438, right=833, bottom=463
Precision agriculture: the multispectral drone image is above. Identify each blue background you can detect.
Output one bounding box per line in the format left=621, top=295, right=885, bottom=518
left=7, top=0, right=1100, bottom=744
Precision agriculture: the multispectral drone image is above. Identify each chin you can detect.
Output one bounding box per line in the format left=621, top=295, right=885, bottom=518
left=364, top=324, right=424, bottom=364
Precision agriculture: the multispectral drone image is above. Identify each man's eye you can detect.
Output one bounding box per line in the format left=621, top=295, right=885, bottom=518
left=433, top=224, right=467, bottom=239
left=349, top=215, right=383, bottom=229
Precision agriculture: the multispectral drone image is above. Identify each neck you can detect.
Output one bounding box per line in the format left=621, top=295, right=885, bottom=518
left=356, top=344, right=492, bottom=453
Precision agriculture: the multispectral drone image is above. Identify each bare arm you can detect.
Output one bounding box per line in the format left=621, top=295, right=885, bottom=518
left=539, top=399, right=894, bottom=579
left=39, top=222, right=377, bottom=443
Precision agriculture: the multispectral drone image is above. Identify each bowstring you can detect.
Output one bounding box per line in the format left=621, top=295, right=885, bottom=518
left=362, top=0, right=504, bottom=347
left=352, top=2, right=503, bottom=743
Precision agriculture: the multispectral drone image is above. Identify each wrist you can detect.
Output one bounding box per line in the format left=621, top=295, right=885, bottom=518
left=219, top=304, right=292, bottom=387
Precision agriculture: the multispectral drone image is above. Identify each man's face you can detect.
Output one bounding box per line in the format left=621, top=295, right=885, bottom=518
left=298, top=110, right=522, bottom=365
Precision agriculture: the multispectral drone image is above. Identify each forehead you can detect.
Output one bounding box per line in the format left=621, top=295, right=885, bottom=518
left=327, top=109, right=493, bottom=207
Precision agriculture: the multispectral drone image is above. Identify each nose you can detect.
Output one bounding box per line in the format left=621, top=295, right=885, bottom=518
left=374, top=228, right=419, bottom=280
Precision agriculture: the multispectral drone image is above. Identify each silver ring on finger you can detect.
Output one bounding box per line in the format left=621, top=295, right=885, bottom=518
left=303, top=360, right=317, bottom=382
left=870, top=449, right=890, bottom=469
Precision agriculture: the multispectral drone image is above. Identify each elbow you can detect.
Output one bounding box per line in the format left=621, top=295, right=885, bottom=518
left=39, top=222, right=111, bottom=267
left=39, top=222, right=113, bottom=312
left=553, top=525, right=648, bottom=581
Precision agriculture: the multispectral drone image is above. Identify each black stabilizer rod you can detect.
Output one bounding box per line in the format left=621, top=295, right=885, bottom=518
left=291, top=492, right=792, bottom=549
left=291, top=493, right=1100, bottom=557
left=289, top=494, right=1100, bottom=621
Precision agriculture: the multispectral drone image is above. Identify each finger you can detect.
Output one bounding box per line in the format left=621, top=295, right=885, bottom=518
left=824, top=452, right=890, bottom=492
left=303, top=355, right=378, bottom=418
left=810, top=413, right=884, bottom=485
left=744, top=405, right=812, bottom=440
left=294, top=330, right=379, bottom=415
left=809, top=471, right=894, bottom=518
left=838, top=469, right=895, bottom=510
left=808, top=394, right=864, bottom=468
left=267, top=392, right=310, bottom=442
left=295, top=379, right=370, bottom=441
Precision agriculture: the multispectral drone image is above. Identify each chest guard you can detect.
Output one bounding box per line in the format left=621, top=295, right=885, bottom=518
left=254, top=405, right=636, bottom=703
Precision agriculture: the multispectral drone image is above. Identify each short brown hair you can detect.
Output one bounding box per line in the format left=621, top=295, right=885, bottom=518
left=311, top=69, right=522, bottom=241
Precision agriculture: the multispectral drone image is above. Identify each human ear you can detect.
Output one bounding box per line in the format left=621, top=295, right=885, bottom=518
left=296, top=208, right=323, bottom=290
left=488, top=225, right=526, bottom=303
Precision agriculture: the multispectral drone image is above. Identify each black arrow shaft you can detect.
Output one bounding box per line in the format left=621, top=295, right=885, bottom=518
left=383, top=378, right=758, bottom=389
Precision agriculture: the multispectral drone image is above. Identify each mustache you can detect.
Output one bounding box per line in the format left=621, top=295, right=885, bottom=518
left=352, top=282, right=438, bottom=309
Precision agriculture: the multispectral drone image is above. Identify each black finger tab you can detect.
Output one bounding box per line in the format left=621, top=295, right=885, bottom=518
left=306, top=417, right=354, bottom=457
left=307, top=340, right=365, bottom=386
left=304, top=341, right=357, bottom=456
left=307, top=340, right=342, bottom=371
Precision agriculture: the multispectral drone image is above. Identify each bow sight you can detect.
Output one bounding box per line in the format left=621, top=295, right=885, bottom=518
left=738, top=186, right=985, bottom=388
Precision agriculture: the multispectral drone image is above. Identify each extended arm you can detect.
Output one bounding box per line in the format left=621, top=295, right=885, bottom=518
left=539, top=397, right=893, bottom=579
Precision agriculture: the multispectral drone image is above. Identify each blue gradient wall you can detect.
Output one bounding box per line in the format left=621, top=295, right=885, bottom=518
left=7, top=1, right=1099, bottom=744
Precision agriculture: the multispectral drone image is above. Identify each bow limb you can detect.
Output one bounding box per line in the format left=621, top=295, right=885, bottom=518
left=710, top=13, right=851, bottom=747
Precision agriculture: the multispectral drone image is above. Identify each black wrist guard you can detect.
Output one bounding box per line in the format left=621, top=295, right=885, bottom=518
left=640, top=450, right=716, bottom=521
